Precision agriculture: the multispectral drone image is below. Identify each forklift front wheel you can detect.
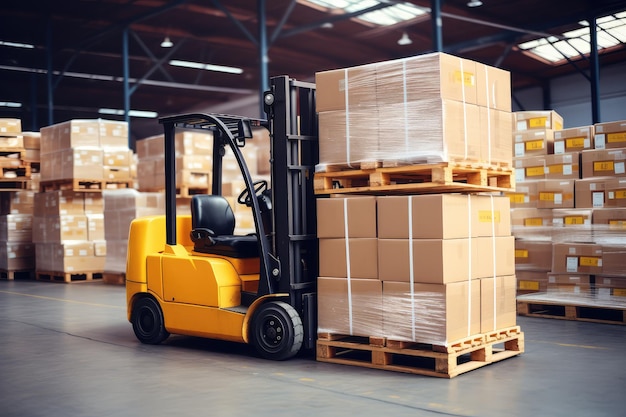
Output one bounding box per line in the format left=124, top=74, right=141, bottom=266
left=250, top=301, right=303, bottom=361
left=131, top=297, right=170, bottom=345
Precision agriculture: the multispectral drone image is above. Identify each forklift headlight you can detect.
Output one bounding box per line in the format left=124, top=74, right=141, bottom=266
left=264, top=93, right=275, bottom=106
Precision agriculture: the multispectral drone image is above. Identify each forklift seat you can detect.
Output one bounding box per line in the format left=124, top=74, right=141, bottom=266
left=190, top=195, right=259, bottom=258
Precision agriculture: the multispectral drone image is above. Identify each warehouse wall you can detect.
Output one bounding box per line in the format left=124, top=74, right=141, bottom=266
left=513, top=60, right=626, bottom=127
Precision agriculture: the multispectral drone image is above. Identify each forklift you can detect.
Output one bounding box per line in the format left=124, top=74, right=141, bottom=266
left=125, top=76, right=319, bottom=360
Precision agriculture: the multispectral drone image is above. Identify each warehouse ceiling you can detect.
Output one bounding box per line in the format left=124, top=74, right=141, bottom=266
left=1, top=0, right=626, bottom=142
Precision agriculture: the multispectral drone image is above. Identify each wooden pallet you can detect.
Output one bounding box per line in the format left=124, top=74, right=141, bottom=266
left=102, top=272, right=126, bottom=285
left=316, top=330, right=524, bottom=378
left=0, top=269, right=35, bottom=281
left=0, top=164, right=31, bottom=179
left=314, top=162, right=514, bottom=195
left=517, top=293, right=626, bottom=325
left=36, top=270, right=104, bottom=283
left=0, top=149, right=26, bottom=160
left=40, top=178, right=133, bottom=192
left=0, top=179, right=30, bottom=191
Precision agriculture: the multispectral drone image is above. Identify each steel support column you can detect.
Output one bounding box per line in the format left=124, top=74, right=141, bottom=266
left=431, top=0, right=443, bottom=52
left=589, top=15, right=601, bottom=123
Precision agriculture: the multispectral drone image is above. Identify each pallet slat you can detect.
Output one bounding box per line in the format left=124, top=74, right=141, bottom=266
left=517, top=294, right=626, bottom=325
left=0, top=269, right=35, bottom=281
left=36, top=270, right=103, bottom=283
left=314, top=162, right=514, bottom=195
left=40, top=179, right=132, bottom=192
left=316, top=330, right=524, bottom=378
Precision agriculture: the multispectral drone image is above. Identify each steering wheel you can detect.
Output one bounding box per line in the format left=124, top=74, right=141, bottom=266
left=237, top=180, right=268, bottom=207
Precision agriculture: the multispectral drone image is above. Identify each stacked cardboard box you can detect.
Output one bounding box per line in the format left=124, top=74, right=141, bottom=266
left=509, top=115, right=626, bottom=297
left=103, top=189, right=165, bottom=275
left=0, top=191, right=35, bottom=272
left=317, top=194, right=516, bottom=346
left=316, top=52, right=512, bottom=168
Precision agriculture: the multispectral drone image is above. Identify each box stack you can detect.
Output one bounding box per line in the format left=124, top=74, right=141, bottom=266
left=315, top=52, right=520, bottom=369
left=509, top=114, right=626, bottom=305
left=102, top=189, right=165, bottom=284
left=33, top=119, right=131, bottom=282
left=0, top=118, right=39, bottom=279
left=136, top=127, right=270, bottom=234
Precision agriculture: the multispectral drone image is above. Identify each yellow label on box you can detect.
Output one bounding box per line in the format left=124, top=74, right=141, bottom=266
left=564, top=216, right=585, bottom=225
left=519, top=280, right=540, bottom=291
left=509, top=193, right=526, bottom=204
left=525, top=140, right=545, bottom=150
left=614, top=190, right=626, bottom=199
left=515, top=249, right=529, bottom=258
left=526, top=166, right=545, bottom=177
left=525, top=217, right=544, bottom=226
left=566, top=137, right=586, bottom=148
left=549, top=164, right=564, bottom=174
left=609, top=220, right=626, bottom=227
left=555, top=121, right=563, bottom=131
left=579, top=256, right=601, bottom=267
left=607, top=132, right=626, bottom=143
left=613, top=288, right=626, bottom=297
left=454, top=70, right=475, bottom=86
left=529, top=117, right=547, bottom=128
left=594, top=161, right=614, bottom=172
left=478, top=210, right=501, bottom=223
left=539, top=192, right=555, bottom=201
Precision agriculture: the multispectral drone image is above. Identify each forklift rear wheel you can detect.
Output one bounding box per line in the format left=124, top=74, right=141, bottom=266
left=131, top=297, right=170, bottom=345
left=251, top=301, right=303, bottom=361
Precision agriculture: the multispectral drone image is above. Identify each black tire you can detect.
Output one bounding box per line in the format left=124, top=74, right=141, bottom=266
left=131, top=297, right=169, bottom=344
left=250, top=301, right=303, bottom=361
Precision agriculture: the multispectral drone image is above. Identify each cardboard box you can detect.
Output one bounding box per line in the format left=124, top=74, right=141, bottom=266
left=0, top=214, right=32, bottom=242
left=318, top=109, right=378, bottom=167
left=99, top=120, right=128, bottom=148
left=22, top=132, right=40, bottom=149
left=592, top=208, right=626, bottom=225
left=0, top=118, right=21, bottom=135
left=551, top=243, right=603, bottom=274
left=318, top=277, right=383, bottom=337
left=514, top=153, right=580, bottom=182
left=378, top=238, right=470, bottom=284
left=480, top=275, right=517, bottom=333
left=516, top=270, right=548, bottom=294
left=41, top=147, right=104, bottom=181
left=595, top=276, right=626, bottom=299
left=35, top=241, right=104, bottom=272
left=515, top=240, right=552, bottom=271
left=315, top=63, right=377, bottom=112
left=594, top=119, right=626, bottom=150
left=104, top=166, right=132, bottom=181
left=575, top=178, right=610, bottom=208
left=480, top=107, right=513, bottom=166
left=513, top=129, right=555, bottom=157
left=104, top=238, right=128, bottom=273
left=0, top=135, right=24, bottom=148
left=605, top=177, right=626, bottom=207
left=536, top=179, right=575, bottom=209
left=377, top=194, right=470, bottom=239
left=0, top=242, right=35, bottom=270
left=510, top=208, right=554, bottom=228
left=505, top=181, right=538, bottom=208
left=317, top=196, right=376, bottom=239
left=0, top=190, right=35, bottom=214
left=382, top=280, right=481, bottom=345
left=546, top=273, right=591, bottom=294
left=34, top=191, right=85, bottom=217
left=581, top=149, right=626, bottom=178
left=40, top=120, right=100, bottom=154
left=32, top=214, right=89, bottom=243
left=514, top=110, right=563, bottom=131
left=87, top=213, right=105, bottom=241
left=318, top=238, right=378, bottom=279
left=554, top=126, right=594, bottom=154
left=472, top=236, right=516, bottom=279
left=103, top=148, right=133, bottom=167
left=475, top=62, right=511, bottom=111
left=471, top=195, right=512, bottom=237
left=601, top=245, right=626, bottom=276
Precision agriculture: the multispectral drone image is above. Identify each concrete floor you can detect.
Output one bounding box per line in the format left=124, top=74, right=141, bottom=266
left=0, top=280, right=624, bottom=417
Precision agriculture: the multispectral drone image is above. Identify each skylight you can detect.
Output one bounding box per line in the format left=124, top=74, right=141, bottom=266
left=303, top=0, right=427, bottom=27
left=518, top=11, right=626, bottom=64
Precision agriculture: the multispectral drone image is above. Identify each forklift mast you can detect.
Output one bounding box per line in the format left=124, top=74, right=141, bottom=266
left=265, top=76, right=319, bottom=350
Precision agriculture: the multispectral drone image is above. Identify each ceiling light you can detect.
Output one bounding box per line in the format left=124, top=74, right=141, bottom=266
left=467, top=0, right=483, bottom=7
left=397, top=32, right=413, bottom=46
left=169, top=59, right=243, bottom=74
left=160, top=36, right=173, bottom=48
left=98, top=108, right=158, bottom=118
left=0, top=40, right=35, bottom=49
left=0, top=101, right=22, bottom=108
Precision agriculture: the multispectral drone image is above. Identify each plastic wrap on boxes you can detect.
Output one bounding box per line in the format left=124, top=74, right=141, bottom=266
left=0, top=242, right=35, bottom=270
left=316, top=52, right=512, bottom=169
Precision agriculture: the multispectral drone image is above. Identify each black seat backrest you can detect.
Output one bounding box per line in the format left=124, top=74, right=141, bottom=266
left=190, top=194, right=235, bottom=236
